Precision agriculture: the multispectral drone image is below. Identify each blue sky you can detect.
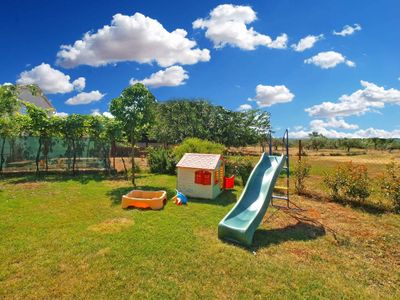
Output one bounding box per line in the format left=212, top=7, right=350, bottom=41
left=1, top=0, right=399, bottom=138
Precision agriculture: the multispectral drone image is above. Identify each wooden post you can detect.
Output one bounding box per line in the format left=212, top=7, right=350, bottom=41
left=298, top=140, right=302, bottom=161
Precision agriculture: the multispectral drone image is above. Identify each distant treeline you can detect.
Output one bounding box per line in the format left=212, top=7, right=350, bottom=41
left=286, top=132, right=400, bottom=152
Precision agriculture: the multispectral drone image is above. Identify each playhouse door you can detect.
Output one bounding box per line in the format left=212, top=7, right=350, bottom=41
left=219, top=163, right=224, bottom=189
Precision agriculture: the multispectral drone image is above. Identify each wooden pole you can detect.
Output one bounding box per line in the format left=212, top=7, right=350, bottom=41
left=298, top=140, right=302, bottom=161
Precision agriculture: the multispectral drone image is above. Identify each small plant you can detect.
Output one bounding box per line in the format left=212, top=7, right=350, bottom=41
left=323, top=162, right=371, bottom=203
left=293, top=159, right=311, bottom=195
left=380, top=162, right=400, bottom=212
left=148, top=147, right=176, bottom=175
left=226, top=156, right=254, bottom=186
left=173, top=138, right=225, bottom=161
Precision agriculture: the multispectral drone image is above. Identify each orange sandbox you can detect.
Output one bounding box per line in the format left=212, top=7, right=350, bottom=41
left=121, top=190, right=167, bottom=210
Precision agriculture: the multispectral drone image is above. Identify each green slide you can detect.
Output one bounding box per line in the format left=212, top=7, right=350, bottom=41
left=218, top=153, right=285, bottom=246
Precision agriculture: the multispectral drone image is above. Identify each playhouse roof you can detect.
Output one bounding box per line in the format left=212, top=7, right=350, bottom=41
left=176, top=153, right=221, bottom=170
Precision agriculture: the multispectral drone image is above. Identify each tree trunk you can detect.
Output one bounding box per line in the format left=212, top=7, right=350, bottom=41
left=111, top=140, right=116, bottom=170
left=121, top=156, right=128, bottom=179
left=131, top=134, right=135, bottom=186
left=44, top=137, right=50, bottom=172
left=72, top=139, right=77, bottom=174
left=0, top=137, right=6, bottom=173
left=36, top=137, right=42, bottom=173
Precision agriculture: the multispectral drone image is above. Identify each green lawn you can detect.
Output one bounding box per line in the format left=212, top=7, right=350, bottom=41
left=1, top=172, right=399, bottom=299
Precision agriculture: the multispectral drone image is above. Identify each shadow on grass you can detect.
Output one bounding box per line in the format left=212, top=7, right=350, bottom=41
left=3, top=172, right=143, bottom=185
left=107, top=185, right=176, bottom=206
left=334, top=198, right=388, bottom=215
left=189, top=190, right=237, bottom=207
left=301, top=190, right=389, bottom=215
left=251, top=221, right=326, bottom=250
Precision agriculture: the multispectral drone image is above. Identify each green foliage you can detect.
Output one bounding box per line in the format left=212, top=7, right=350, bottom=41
left=380, top=162, right=400, bottom=212
left=307, top=132, right=327, bottom=151
left=109, top=83, right=156, bottom=141
left=148, top=147, right=176, bottom=175
left=0, top=84, right=24, bottom=172
left=173, top=138, right=225, bottom=161
left=225, top=156, right=255, bottom=186
left=339, top=138, right=364, bottom=152
left=59, top=114, right=88, bottom=173
left=150, top=99, right=270, bottom=147
left=293, top=159, right=311, bottom=195
left=0, top=85, right=20, bottom=116
left=23, top=102, right=55, bottom=171
left=110, top=83, right=156, bottom=184
left=323, top=162, right=371, bottom=203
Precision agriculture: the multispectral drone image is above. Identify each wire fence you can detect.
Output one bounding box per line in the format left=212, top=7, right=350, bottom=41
left=0, top=137, right=110, bottom=173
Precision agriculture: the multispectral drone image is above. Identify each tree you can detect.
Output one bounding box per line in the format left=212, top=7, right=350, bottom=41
left=150, top=99, right=270, bottom=147
left=110, top=83, right=156, bottom=185
left=102, top=118, right=124, bottom=172
left=308, top=132, right=327, bottom=151
left=60, top=114, right=88, bottom=174
left=24, top=102, right=55, bottom=172
left=0, top=84, right=22, bottom=173
left=85, top=115, right=110, bottom=170
left=339, top=138, right=363, bottom=152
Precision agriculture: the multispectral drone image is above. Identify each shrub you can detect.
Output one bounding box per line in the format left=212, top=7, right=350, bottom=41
left=323, top=162, right=371, bottom=203
left=148, top=147, right=176, bottom=174
left=293, top=159, right=311, bottom=195
left=225, top=156, right=254, bottom=186
left=380, top=162, right=400, bottom=212
left=173, top=138, right=225, bottom=160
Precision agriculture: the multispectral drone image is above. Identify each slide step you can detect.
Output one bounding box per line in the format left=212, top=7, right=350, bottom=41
left=274, top=186, right=288, bottom=190
left=272, top=195, right=289, bottom=200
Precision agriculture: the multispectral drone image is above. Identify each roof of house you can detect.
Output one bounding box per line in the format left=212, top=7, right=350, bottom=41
left=176, top=153, right=221, bottom=170
left=18, top=85, right=54, bottom=112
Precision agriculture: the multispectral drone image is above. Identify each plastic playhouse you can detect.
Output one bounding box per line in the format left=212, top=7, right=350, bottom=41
left=175, top=153, right=234, bottom=199
left=121, top=190, right=167, bottom=210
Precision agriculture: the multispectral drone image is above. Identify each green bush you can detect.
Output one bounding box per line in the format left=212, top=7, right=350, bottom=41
left=293, top=159, right=311, bottom=195
left=148, top=147, right=176, bottom=174
left=323, top=162, right=371, bottom=203
left=225, top=156, right=254, bottom=186
left=380, top=162, right=400, bottom=212
left=173, top=138, right=225, bottom=160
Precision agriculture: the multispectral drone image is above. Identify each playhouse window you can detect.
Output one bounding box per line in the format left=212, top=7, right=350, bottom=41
left=203, top=171, right=211, bottom=185
left=194, top=170, right=211, bottom=185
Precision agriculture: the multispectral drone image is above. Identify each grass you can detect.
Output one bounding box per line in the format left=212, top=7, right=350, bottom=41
left=1, top=167, right=400, bottom=298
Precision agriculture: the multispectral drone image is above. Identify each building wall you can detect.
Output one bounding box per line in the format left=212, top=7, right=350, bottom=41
left=177, top=167, right=214, bottom=199
left=211, top=160, right=223, bottom=199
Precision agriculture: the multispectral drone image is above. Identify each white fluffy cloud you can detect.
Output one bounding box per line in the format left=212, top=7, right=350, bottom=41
left=249, top=84, right=294, bottom=107
left=291, top=126, right=400, bottom=139
left=130, top=66, right=189, bottom=88
left=268, top=33, right=288, bottom=49
left=310, top=118, right=359, bottom=130
left=54, top=112, right=68, bottom=117
left=291, top=34, right=323, bottom=52
left=304, top=51, right=355, bottom=69
left=91, top=109, right=114, bottom=118
left=333, top=24, right=362, bottom=36
left=57, top=13, right=210, bottom=68
left=72, top=77, right=86, bottom=91
left=291, top=116, right=400, bottom=139
left=305, top=80, right=400, bottom=118
left=193, top=4, right=287, bottom=50
left=65, top=90, right=105, bottom=105
left=17, top=63, right=86, bottom=94
left=237, top=104, right=252, bottom=111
